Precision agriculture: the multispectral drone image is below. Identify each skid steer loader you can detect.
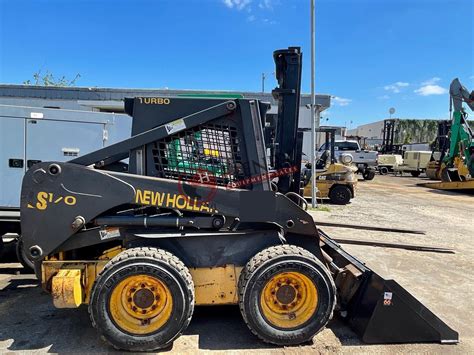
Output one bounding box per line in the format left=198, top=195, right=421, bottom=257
left=20, top=48, right=457, bottom=351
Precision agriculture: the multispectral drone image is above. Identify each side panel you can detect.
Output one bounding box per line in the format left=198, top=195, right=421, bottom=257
left=1, top=105, right=131, bottom=210
left=0, top=116, right=25, bottom=207
left=26, top=119, right=105, bottom=163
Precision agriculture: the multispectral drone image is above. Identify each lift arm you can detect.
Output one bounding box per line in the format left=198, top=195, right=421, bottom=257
left=445, top=78, right=474, bottom=176
left=450, top=78, right=474, bottom=112
left=271, top=47, right=304, bottom=194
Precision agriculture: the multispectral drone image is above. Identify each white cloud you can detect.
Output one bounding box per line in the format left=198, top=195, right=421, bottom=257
left=414, top=84, right=448, bottom=96
left=222, top=0, right=252, bottom=10
left=377, top=94, right=390, bottom=100
left=332, top=96, right=352, bottom=106
left=470, top=75, right=474, bottom=80
left=384, top=81, right=409, bottom=93
left=262, top=18, right=277, bottom=25
left=421, top=77, right=441, bottom=85
left=247, top=14, right=256, bottom=22
left=259, top=0, right=273, bottom=9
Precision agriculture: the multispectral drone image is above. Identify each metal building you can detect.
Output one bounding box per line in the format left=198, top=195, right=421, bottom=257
left=0, top=84, right=331, bottom=155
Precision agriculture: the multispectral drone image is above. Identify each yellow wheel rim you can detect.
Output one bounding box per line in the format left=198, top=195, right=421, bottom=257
left=109, top=275, right=173, bottom=335
left=260, top=271, right=318, bottom=329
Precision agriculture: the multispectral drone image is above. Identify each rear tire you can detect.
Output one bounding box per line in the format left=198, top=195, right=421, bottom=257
left=410, top=171, right=421, bottom=177
left=89, top=247, right=194, bottom=351
left=362, top=170, right=375, bottom=180
left=238, top=245, right=336, bottom=346
left=16, top=236, right=35, bottom=272
left=328, top=185, right=351, bottom=205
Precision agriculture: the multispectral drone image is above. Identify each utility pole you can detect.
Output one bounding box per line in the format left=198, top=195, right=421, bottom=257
left=310, top=0, right=317, bottom=208
left=261, top=72, right=266, bottom=93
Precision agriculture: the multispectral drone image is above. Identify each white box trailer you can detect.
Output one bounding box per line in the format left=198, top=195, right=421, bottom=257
left=394, top=151, right=432, bottom=177
left=0, top=104, right=131, bottom=263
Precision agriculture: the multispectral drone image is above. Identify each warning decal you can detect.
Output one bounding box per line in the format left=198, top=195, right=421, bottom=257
left=165, top=118, right=186, bottom=135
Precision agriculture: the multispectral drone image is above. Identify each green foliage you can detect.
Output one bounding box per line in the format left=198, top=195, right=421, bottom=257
left=23, top=70, right=81, bottom=87
left=403, top=133, right=412, bottom=144
left=395, top=119, right=443, bottom=144
left=308, top=205, right=331, bottom=212
left=394, top=119, right=473, bottom=145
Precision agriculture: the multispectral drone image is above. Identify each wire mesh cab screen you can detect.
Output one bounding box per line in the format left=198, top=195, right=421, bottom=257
left=152, top=122, right=246, bottom=186
left=125, top=97, right=271, bottom=190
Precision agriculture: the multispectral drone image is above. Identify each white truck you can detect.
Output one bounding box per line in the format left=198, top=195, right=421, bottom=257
left=317, top=140, right=377, bottom=180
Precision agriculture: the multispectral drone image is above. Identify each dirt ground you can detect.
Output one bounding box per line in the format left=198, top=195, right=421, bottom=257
left=0, top=174, right=472, bottom=354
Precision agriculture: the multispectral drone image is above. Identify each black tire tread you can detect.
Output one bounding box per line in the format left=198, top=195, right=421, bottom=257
left=329, top=185, right=351, bottom=205
left=238, top=244, right=336, bottom=344
left=88, top=246, right=194, bottom=351
left=362, top=170, right=375, bottom=180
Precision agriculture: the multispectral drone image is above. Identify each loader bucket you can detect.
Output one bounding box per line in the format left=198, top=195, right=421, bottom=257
left=319, top=232, right=459, bottom=344
left=347, top=273, right=459, bottom=343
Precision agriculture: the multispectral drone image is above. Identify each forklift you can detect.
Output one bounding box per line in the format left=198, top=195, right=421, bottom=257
left=302, top=127, right=357, bottom=205
left=377, top=119, right=404, bottom=174
left=19, top=48, right=457, bottom=351
left=426, top=120, right=452, bottom=180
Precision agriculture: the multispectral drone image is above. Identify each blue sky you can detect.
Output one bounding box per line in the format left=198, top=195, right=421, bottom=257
left=0, top=0, right=472, bottom=127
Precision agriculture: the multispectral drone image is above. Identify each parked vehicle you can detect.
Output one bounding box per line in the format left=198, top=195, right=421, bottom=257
left=394, top=151, right=432, bottom=177
left=377, top=154, right=403, bottom=174
left=317, top=139, right=377, bottom=180
left=304, top=128, right=358, bottom=205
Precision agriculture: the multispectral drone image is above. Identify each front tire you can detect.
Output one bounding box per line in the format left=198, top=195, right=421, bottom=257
left=362, top=170, right=375, bottom=180
left=410, top=171, right=421, bottom=177
left=238, top=245, right=336, bottom=346
left=329, top=185, right=352, bottom=205
left=89, top=247, right=194, bottom=351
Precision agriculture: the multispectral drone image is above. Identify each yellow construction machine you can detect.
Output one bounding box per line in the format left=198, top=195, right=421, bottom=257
left=302, top=127, right=357, bottom=205
left=19, top=48, right=457, bottom=351
left=423, top=78, right=474, bottom=190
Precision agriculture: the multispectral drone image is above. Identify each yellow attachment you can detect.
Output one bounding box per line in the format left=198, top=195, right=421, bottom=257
left=260, top=271, right=318, bottom=329
left=51, top=269, right=83, bottom=308
left=422, top=179, right=474, bottom=190
left=109, top=275, right=173, bottom=335
left=454, top=157, right=470, bottom=179
left=190, top=265, right=242, bottom=305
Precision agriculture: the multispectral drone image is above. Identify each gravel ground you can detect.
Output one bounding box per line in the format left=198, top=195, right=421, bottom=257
left=0, top=174, right=472, bottom=354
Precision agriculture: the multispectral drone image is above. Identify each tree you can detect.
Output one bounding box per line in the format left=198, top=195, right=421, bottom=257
left=23, top=70, right=81, bottom=87
left=403, top=133, right=412, bottom=144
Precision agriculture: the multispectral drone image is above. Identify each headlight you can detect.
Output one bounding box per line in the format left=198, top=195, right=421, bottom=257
left=340, top=154, right=353, bottom=165
left=345, top=172, right=357, bottom=182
